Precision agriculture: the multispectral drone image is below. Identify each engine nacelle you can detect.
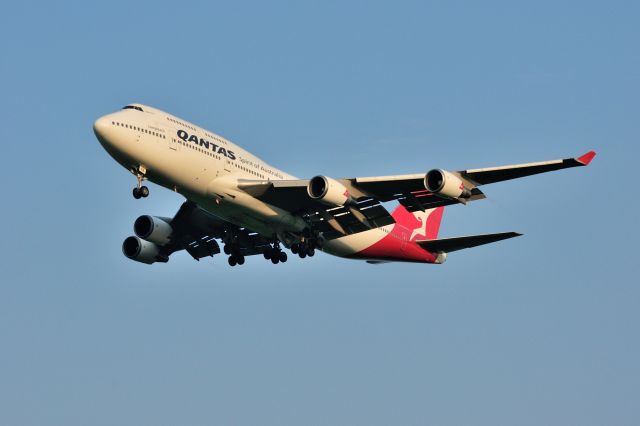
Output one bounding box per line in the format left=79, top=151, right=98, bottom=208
left=307, top=175, right=351, bottom=207
left=134, top=215, right=173, bottom=245
left=425, top=169, right=471, bottom=199
left=122, top=236, right=167, bottom=264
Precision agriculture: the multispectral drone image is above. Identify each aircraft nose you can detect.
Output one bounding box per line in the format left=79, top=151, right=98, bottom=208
left=93, top=116, right=110, bottom=139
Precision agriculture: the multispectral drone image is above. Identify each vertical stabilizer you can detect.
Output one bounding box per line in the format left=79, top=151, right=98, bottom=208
left=391, top=205, right=445, bottom=241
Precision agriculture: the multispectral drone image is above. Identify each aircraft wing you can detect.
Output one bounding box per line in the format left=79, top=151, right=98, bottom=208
left=350, top=150, right=596, bottom=209
left=237, top=151, right=595, bottom=238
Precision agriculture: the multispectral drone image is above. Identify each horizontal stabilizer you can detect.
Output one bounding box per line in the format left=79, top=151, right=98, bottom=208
left=416, top=232, right=522, bottom=253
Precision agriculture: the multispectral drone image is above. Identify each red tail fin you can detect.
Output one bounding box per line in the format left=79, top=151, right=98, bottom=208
left=391, top=205, right=444, bottom=241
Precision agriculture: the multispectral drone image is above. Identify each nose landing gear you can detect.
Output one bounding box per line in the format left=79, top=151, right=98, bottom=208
left=132, top=167, right=149, bottom=199
left=133, top=185, right=149, bottom=199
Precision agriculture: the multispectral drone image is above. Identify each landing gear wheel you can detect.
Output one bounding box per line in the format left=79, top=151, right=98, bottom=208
left=224, top=245, right=232, bottom=255
left=140, top=186, right=149, bottom=198
left=133, top=187, right=142, bottom=199
left=228, top=256, right=237, bottom=266
left=279, top=251, right=287, bottom=263
left=271, top=256, right=280, bottom=264
left=290, top=244, right=299, bottom=254
left=307, top=247, right=315, bottom=257
left=299, top=251, right=307, bottom=259
left=237, top=255, right=245, bottom=265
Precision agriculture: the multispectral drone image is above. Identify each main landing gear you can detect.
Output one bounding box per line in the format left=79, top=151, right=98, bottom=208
left=223, top=229, right=245, bottom=267
left=263, top=241, right=288, bottom=264
left=290, top=229, right=317, bottom=259
left=222, top=230, right=318, bottom=267
left=132, top=167, right=149, bottom=199
left=290, top=242, right=315, bottom=258
left=227, top=253, right=245, bottom=267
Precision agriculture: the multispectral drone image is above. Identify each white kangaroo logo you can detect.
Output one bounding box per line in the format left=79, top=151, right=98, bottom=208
left=409, top=209, right=432, bottom=241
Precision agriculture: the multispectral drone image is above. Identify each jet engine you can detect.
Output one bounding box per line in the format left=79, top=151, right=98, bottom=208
left=425, top=169, right=472, bottom=199
left=307, top=175, right=352, bottom=207
left=122, top=236, right=168, bottom=264
left=134, top=215, right=173, bottom=245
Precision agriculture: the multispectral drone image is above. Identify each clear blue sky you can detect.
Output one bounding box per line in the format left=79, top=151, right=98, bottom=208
left=1, top=1, right=638, bottom=425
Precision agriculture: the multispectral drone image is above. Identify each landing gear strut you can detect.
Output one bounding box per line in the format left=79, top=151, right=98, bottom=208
left=223, top=228, right=245, bottom=267
left=132, top=168, right=149, bottom=199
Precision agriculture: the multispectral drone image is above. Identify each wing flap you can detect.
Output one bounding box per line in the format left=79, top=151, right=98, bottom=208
left=397, top=188, right=486, bottom=212
left=184, top=236, right=221, bottom=260
left=416, top=232, right=522, bottom=253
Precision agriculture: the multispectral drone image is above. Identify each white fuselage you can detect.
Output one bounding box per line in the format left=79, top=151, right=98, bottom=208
left=93, top=103, right=401, bottom=259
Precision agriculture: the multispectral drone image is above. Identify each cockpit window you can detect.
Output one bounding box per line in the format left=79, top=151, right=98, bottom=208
left=122, top=105, right=144, bottom=112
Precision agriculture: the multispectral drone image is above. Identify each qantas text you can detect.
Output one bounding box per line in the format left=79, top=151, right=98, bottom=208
left=177, top=130, right=236, bottom=160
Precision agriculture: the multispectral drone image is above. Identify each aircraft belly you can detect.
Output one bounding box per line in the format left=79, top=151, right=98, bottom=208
left=322, top=224, right=437, bottom=263
left=187, top=191, right=307, bottom=238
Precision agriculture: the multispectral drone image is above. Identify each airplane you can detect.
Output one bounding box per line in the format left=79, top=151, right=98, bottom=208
left=93, top=103, right=596, bottom=267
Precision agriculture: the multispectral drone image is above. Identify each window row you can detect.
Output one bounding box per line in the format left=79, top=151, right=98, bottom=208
left=237, top=164, right=264, bottom=179
left=204, top=131, right=228, bottom=145
left=112, top=121, right=166, bottom=139
left=166, top=116, right=197, bottom=131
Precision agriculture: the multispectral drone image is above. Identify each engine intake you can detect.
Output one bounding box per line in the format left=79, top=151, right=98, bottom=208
left=307, top=175, right=352, bottom=207
left=134, top=215, right=173, bottom=245
left=425, top=169, right=471, bottom=199
left=122, top=236, right=167, bottom=264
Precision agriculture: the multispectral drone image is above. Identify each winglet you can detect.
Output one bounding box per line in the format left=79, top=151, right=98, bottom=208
left=577, top=150, right=596, bottom=166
